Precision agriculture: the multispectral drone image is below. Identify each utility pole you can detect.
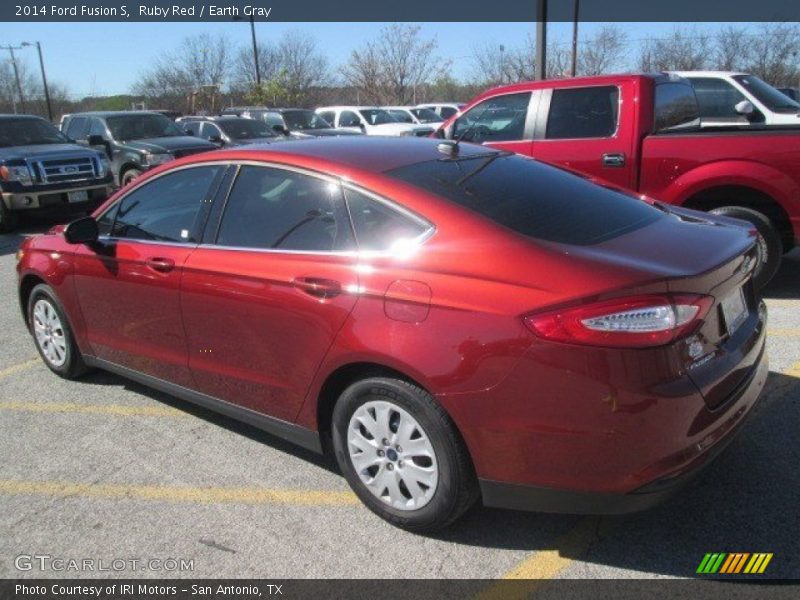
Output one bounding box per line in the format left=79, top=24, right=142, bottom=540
left=570, top=0, right=580, bottom=77
left=22, top=41, right=52, bottom=121
left=1, top=45, right=26, bottom=113
left=535, top=0, right=548, bottom=80
left=499, top=44, right=505, bottom=84
left=233, top=14, right=262, bottom=87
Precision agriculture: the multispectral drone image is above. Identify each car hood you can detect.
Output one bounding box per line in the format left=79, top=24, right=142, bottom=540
left=0, top=143, right=100, bottom=162
left=124, top=136, right=218, bottom=153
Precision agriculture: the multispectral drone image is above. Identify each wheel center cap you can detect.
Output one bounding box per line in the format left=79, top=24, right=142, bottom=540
left=386, top=448, right=399, bottom=462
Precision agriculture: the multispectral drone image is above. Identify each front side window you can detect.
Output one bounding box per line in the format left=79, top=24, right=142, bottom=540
left=453, top=92, right=531, bottom=143
left=65, top=116, right=88, bottom=140
left=654, top=82, right=701, bottom=133
left=217, top=166, right=355, bottom=252
left=282, top=110, right=331, bottom=130
left=111, top=165, right=223, bottom=242
left=200, top=122, right=222, bottom=140
left=218, top=118, right=275, bottom=140
left=440, top=106, right=459, bottom=119
left=339, top=111, right=362, bottom=127
left=410, top=108, right=443, bottom=123
left=88, top=118, right=108, bottom=138
left=546, top=86, right=619, bottom=139
left=732, top=75, right=800, bottom=113
left=344, top=188, right=430, bottom=252
left=318, top=111, right=336, bottom=125
left=386, top=110, right=414, bottom=123
left=182, top=121, right=202, bottom=136
left=689, top=78, right=747, bottom=119
left=359, top=109, right=397, bottom=125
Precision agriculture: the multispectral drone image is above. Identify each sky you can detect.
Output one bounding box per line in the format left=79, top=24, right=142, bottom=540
left=4, top=21, right=751, bottom=99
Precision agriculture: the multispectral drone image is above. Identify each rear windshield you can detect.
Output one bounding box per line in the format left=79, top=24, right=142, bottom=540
left=387, top=152, right=664, bottom=246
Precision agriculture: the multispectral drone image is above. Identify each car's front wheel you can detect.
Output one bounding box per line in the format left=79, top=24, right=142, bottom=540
left=332, top=377, right=478, bottom=531
left=28, top=283, right=89, bottom=379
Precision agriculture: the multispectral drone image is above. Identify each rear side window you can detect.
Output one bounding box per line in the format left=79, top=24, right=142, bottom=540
left=339, top=111, right=361, bottom=127
left=217, top=166, right=355, bottom=252
left=453, top=92, right=531, bottom=143
left=387, top=153, right=663, bottom=246
left=344, top=188, right=430, bottom=252
left=111, top=166, right=223, bottom=242
left=654, top=82, right=701, bottom=133
left=546, top=86, right=619, bottom=139
left=65, top=116, right=88, bottom=140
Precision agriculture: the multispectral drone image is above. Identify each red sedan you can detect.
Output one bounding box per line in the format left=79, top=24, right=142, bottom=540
left=16, top=137, right=768, bottom=531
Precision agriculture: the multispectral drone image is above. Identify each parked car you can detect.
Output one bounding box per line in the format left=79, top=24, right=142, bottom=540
left=382, top=106, right=444, bottom=125
left=17, top=136, right=767, bottom=531
left=777, top=87, right=799, bottom=102
left=61, top=111, right=218, bottom=187
left=219, top=106, right=272, bottom=120
left=672, top=71, right=800, bottom=126
left=315, top=106, right=434, bottom=137
left=0, top=114, right=113, bottom=232
left=415, top=103, right=464, bottom=119
left=259, top=108, right=363, bottom=138
left=178, top=116, right=282, bottom=147
left=436, top=73, right=800, bottom=289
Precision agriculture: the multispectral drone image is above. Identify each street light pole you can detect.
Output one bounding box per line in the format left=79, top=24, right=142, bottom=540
left=499, top=44, right=505, bottom=84
left=1, top=45, right=26, bottom=113
left=570, top=0, right=580, bottom=77
left=249, top=16, right=261, bottom=86
left=22, top=42, right=52, bottom=121
left=535, top=0, right=548, bottom=80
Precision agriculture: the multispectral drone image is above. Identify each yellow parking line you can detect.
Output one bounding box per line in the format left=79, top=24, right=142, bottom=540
left=0, top=401, right=188, bottom=418
left=768, top=328, right=800, bottom=337
left=0, top=480, right=359, bottom=506
left=786, top=361, right=800, bottom=378
left=0, top=358, right=39, bottom=380
left=476, top=518, right=602, bottom=600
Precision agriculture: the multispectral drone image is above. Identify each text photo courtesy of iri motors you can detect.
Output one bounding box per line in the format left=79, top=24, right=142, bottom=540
left=0, top=0, right=799, bottom=598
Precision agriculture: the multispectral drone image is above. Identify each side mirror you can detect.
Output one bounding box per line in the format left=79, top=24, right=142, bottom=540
left=64, top=216, right=99, bottom=245
left=87, top=134, right=105, bottom=146
left=272, top=124, right=290, bottom=136
left=735, top=100, right=755, bottom=116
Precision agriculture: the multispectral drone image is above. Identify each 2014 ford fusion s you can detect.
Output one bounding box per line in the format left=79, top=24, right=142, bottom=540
left=16, top=137, right=768, bottom=531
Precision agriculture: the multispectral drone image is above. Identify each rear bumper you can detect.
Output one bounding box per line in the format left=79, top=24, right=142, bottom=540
left=479, top=344, right=769, bottom=514
left=2, top=183, right=111, bottom=212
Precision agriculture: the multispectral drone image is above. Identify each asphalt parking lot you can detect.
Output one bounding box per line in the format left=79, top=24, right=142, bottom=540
left=0, top=218, right=798, bottom=582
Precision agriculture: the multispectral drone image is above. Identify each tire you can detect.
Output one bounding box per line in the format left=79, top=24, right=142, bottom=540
left=120, top=168, right=142, bottom=187
left=709, top=206, right=782, bottom=290
left=0, top=200, right=18, bottom=233
left=332, top=377, right=478, bottom=532
left=27, top=283, right=90, bottom=379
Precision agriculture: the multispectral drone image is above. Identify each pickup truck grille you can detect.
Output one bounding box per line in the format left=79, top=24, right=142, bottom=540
left=32, top=157, right=97, bottom=184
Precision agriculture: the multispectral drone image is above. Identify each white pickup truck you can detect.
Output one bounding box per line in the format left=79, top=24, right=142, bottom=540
left=673, top=71, right=800, bottom=127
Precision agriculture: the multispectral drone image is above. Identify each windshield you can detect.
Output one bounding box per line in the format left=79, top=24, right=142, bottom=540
left=0, top=118, right=69, bottom=147
left=410, top=108, right=444, bottom=123
left=283, top=110, right=331, bottom=130
left=732, top=75, right=800, bottom=113
left=359, top=109, right=398, bottom=125
left=106, top=113, right=185, bottom=140
left=218, top=118, right=276, bottom=139
left=387, top=153, right=663, bottom=246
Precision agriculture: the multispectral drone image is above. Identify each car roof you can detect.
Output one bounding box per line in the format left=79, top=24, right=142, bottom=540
left=316, top=106, right=380, bottom=111
left=68, top=111, right=162, bottom=118
left=190, top=136, right=496, bottom=174
left=670, top=71, right=747, bottom=78
left=0, top=114, right=44, bottom=120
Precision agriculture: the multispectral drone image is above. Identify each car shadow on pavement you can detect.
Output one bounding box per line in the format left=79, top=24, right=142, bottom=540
left=436, top=369, right=800, bottom=579
left=763, top=249, right=799, bottom=300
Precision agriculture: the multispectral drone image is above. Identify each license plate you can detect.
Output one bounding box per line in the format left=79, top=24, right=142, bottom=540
left=67, top=190, right=89, bottom=203
left=721, top=287, right=748, bottom=336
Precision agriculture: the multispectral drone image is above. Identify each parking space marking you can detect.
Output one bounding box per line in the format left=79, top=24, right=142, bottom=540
left=767, top=328, right=800, bottom=337
left=0, top=401, right=188, bottom=417
left=0, top=480, right=359, bottom=506
left=786, top=361, right=800, bottom=377
left=0, top=358, right=39, bottom=380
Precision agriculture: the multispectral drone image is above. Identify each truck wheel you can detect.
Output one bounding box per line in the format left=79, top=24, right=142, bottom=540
left=120, top=168, right=142, bottom=187
left=332, top=377, right=478, bottom=532
left=0, top=201, right=18, bottom=233
left=709, top=206, right=782, bottom=290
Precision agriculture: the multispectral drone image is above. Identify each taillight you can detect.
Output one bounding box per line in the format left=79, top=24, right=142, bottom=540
left=524, top=294, right=713, bottom=348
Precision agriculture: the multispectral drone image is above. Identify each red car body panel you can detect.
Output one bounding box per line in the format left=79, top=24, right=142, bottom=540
left=440, top=74, right=800, bottom=245
left=17, top=137, right=769, bottom=513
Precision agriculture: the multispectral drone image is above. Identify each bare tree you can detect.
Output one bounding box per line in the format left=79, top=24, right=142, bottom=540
left=134, top=33, right=230, bottom=112
left=578, top=26, right=628, bottom=76
left=713, top=26, right=753, bottom=71
left=743, top=22, right=800, bottom=87
left=638, top=28, right=711, bottom=71
left=342, top=24, right=445, bottom=105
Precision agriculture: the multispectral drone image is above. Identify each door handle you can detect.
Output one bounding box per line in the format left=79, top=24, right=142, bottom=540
left=145, top=257, right=175, bottom=273
left=602, top=152, right=626, bottom=167
left=292, top=277, right=342, bottom=299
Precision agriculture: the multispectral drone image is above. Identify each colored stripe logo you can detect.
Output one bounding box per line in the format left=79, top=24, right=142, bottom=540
left=697, top=553, right=773, bottom=574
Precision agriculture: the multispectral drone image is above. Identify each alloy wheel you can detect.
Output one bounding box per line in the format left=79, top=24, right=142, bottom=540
left=32, top=298, right=67, bottom=368
left=347, top=400, right=439, bottom=511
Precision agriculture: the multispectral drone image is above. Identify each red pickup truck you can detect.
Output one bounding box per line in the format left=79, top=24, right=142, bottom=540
left=436, top=73, right=800, bottom=288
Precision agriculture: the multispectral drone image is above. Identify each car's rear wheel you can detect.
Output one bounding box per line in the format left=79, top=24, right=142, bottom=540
left=709, top=206, right=782, bottom=291
left=0, top=201, right=18, bottom=233
left=28, top=284, right=89, bottom=379
left=332, top=377, right=478, bottom=531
